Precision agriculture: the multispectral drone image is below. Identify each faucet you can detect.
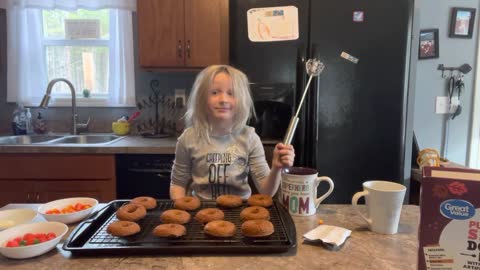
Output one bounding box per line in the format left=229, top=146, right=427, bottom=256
left=39, top=78, right=90, bottom=135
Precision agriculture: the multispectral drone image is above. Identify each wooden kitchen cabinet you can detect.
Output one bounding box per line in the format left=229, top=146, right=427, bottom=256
left=0, top=181, right=33, bottom=205
left=137, top=0, right=229, bottom=68
left=0, top=154, right=116, bottom=207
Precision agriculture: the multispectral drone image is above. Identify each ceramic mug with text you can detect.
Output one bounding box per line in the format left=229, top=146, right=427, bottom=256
left=280, top=167, right=334, bottom=216
left=351, top=180, right=406, bottom=234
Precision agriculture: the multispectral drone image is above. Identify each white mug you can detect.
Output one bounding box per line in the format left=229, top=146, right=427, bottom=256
left=352, top=180, right=406, bottom=234
left=280, top=167, right=334, bottom=216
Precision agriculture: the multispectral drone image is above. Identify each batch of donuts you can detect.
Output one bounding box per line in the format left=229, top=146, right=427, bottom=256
left=107, top=194, right=275, bottom=238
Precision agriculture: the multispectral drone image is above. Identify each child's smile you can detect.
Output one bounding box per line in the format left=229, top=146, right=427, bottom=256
left=207, top=72, right=236, bottom=128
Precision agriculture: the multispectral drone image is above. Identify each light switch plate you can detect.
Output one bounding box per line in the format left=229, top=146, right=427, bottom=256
left=435, top=96, right=449, bottom=114
left=435, top=96, right=459, bottom=114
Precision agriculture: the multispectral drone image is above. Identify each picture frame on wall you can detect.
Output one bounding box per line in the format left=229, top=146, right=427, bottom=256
left=449, top=7, right=476, bottom=38
left=419, top=29, right=439, bottom=60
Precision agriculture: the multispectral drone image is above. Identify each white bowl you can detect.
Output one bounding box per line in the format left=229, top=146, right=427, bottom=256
left=0, top=221, right=68, bottom=259
left=0, top=209, right=37, bottom=231
left=38, top=197, right=98, bottom=225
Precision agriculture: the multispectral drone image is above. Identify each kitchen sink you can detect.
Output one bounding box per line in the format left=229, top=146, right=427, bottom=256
left=0, top=135, right=64, bottom=145
left=47, top=134, right=123, bottom=145
left=0, top=134, right=124, bottom=145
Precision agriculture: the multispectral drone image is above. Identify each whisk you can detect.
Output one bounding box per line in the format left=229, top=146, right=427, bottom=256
left=283, top=58, right=325, bottom=145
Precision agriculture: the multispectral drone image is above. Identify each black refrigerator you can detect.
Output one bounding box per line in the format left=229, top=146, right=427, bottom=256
left=230, top=0, right=417, bottom=203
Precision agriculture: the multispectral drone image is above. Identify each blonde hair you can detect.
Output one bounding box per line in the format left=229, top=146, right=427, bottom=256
left=185, top=65, right=255, bottom=143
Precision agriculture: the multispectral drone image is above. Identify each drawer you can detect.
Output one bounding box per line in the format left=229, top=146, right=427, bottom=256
left=0, top=154, right=115, bottom=180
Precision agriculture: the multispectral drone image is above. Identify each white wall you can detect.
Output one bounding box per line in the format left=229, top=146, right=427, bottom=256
left=414, top=0, right=480, bottom=165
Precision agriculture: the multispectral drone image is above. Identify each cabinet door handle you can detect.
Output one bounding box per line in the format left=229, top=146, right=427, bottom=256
left=36, top=193, right=40, bottom=202
left=186, top=40, right=191, bottom=58
left=178, top=40, right=183, bottom=58
left=26, top=193, right=30, bottom=203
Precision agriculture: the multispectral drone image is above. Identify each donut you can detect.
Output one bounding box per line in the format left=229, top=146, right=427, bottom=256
left=204, top=220, right=236, bottom=237
left=240, top=206, right=270, bottom=221
left=160, top=209, right=191, bottom=224
left=216, top=194, right=243, bottom=208
left=116, top=203, right=147, bottom=221
left=153, top=224, right=186, bottom=238
left=195, top=208, right=225, bottom=224
left=241, top=220, right=274, bottom=237
left=247, top=194, right=273, bottom=207
left=174, top=196, right=201, bottom=211
left=132, top=196, right=157, bottom=210
left=107, top=221, right=141, bottom=237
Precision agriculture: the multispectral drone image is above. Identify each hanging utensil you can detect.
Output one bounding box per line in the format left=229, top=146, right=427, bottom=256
left=283, top=58, right=325, bottom=145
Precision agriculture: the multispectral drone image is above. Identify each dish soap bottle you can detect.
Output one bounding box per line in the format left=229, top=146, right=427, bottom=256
left=33, top=112, right=48, bottom=134
left=25, top=108, right=33, bottom=134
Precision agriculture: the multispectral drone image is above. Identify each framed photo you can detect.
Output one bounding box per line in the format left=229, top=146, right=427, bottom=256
left=449, top=7, right=476, bottom=38
left=419, top=29, right=439, bottom=60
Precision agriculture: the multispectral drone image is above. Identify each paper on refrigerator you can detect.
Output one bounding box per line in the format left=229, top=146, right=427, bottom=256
left=247, top=6, right=299, bottom=42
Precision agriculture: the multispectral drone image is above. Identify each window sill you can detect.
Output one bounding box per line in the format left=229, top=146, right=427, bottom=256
left=23, top=97, right=136, bottom=108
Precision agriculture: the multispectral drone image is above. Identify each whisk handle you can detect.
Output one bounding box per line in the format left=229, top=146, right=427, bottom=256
left=283, top=116, right=299, bottom=145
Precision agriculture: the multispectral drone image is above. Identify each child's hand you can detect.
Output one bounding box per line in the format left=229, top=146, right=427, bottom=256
left=272, top=143, right=295, bottom=169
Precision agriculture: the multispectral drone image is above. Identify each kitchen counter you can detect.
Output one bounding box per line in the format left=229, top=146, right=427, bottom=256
left=0, top=204, right=419, bottom=270
left=0, top=136, right=178, bottom=154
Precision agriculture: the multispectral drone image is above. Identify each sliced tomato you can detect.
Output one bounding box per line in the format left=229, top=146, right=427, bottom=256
left=25, top=238, right=36, bottom=246
left=6, top=240, right=19, bottom=247
left=38, top=235, right=47, bottom=243
left=23, top=233, right=35, bottom=241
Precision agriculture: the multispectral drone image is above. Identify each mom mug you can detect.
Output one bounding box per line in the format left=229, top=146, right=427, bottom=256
left=352, top=180, right=406, bottom=234
left=280, top=167, right=334, bottom=216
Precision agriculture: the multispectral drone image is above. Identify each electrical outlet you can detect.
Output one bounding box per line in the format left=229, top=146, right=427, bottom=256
left=175, top=89, right=186, bottom=108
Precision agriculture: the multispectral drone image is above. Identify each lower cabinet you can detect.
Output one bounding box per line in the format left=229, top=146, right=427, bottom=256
left=0, top=181, right=32, bottom=205
left=0, top=154, right=116, bottom=207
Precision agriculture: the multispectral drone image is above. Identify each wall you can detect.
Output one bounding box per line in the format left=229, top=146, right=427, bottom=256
left=0, top=10, right=197, bottom=135
left=414, top=0, right=480, bottom=165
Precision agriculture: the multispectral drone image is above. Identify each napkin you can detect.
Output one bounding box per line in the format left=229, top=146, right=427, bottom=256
left=303, top=225, right=352, bottom=250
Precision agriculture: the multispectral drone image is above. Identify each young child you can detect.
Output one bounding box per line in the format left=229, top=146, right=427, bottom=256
left=170, top=65, right=295, bottom=200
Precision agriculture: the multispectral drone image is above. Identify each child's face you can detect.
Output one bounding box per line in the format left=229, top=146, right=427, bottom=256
left=207, top=72, right=236, bottom=126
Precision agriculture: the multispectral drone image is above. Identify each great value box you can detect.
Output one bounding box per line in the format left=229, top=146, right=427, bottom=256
left=419, top=167, right=480, bottom=270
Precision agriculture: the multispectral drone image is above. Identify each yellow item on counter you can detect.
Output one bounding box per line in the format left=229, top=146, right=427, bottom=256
left=112, top=122, right=130, bottom=136
left=417, top=148, right=440, bottom=168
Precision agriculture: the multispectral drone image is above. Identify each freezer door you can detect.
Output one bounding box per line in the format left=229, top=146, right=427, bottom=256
left=307, top=0, right=414, bottom=203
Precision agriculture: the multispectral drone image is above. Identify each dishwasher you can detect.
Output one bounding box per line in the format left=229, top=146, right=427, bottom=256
left=116, top=154, right=174, bottom=199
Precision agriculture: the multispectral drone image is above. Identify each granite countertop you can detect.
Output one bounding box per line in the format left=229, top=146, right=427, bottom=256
left=0, top=204, right=419, bottom=270
left=0, top=136, right=178, bottom=154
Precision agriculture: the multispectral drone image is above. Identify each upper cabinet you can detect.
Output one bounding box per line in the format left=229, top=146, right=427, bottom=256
left=137, top=0, right=229, bottom=68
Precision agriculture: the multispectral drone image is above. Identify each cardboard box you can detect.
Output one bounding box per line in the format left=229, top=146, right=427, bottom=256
left=419, top=166, right=480, bottom=270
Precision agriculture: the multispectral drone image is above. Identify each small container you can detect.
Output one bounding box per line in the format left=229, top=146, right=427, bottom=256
left=112, top=122, right=130, bottom=136
left=0, top=209, right=37, bottom=231
left=38, top=197, right=98, bottom=225
left=0, top=222, right=68, bottom=259
left=33, top=112, right=48, bottom=134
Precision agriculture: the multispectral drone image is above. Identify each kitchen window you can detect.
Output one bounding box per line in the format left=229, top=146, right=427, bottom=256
left=6, top=0, right=136, bottom=107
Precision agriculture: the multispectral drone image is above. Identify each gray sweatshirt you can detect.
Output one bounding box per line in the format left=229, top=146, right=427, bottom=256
left=170, top=126, right=270, bottom=199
